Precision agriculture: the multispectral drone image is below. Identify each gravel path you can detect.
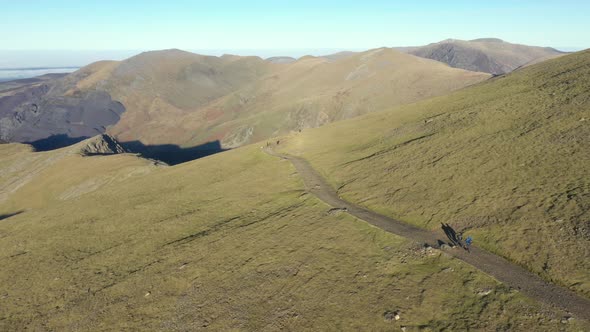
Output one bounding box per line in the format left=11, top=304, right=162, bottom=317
left=265, top=148, right=590, bottom=321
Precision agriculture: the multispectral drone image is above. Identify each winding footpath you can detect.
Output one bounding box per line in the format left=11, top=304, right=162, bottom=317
left=265, top=148, right=590, bottom=321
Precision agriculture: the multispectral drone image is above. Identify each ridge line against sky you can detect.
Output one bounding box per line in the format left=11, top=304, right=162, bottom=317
left=1, top=0, right=589, bottom=67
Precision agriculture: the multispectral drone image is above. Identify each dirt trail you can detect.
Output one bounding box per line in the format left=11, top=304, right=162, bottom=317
left=265, top=148, right=590, bottom=321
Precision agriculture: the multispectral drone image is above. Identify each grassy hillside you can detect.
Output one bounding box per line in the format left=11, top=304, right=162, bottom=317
left=0, top=143, right=584, bottom=330
left=0, top=136, right=162, bottom=214
left=277, top=50, right=590, bottom=298
left=1, top=47, right=587, bottom=331
left=185, top=48, right=489, bottom=148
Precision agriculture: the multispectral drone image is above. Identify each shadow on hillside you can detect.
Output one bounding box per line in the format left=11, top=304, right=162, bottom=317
left=28, top=134, right=90, bottom=151
left=0, top=211, right=23, bottom=221
left=24, top=134, right=228, bottom=165
left=121, top=140, right=228, bottom=165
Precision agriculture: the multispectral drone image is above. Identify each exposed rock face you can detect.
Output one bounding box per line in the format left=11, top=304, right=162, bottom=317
left=0, top=78, right=125, bottom=149
left=79, top=134, right=126, bottom=155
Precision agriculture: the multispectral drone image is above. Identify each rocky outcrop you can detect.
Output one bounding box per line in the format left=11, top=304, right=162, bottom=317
left=79, top=134, right=126, bottom=155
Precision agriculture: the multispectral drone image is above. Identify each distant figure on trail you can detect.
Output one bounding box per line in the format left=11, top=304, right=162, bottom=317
left=455, top=231, right=465, bottom=248
left=465, top=236, right=473, bottom=252
left=276, top=140, right=280, bottom=145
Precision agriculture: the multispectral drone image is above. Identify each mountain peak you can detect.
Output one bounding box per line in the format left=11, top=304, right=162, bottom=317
left=398, top=38, right=563, bottom=75
left=470, top=38, right=505, bottom=43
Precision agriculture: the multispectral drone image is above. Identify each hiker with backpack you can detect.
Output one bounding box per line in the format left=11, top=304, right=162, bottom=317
left=465, top=235, right=473, bottom=252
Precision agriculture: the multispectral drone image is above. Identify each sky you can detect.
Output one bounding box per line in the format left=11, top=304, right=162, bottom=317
left=1, top=0, right=589, bottom=67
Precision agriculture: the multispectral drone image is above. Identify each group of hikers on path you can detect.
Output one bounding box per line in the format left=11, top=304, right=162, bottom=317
left=441, top=223, right=472, bottom=252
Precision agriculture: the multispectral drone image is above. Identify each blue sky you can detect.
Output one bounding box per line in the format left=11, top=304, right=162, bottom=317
left=1, top=0, right=589, bottom=66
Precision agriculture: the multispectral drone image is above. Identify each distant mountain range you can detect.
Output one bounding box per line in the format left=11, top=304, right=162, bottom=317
left=0, top=38, right=569, bottom=158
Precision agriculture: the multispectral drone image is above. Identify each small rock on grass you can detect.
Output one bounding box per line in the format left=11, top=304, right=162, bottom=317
left=384, top=311, right=395, bottom=322
left=383, top=310, right=401, bottom=322
left=477, top=289, right=493, bottom=296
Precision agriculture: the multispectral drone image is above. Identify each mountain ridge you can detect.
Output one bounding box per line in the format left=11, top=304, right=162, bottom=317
left=396, top=38, right=565, bottom=75
left=0, top=46, right=490, bottom=156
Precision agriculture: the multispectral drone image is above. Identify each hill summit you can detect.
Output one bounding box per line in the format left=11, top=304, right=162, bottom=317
left=396, top=38, right=564, bottom=75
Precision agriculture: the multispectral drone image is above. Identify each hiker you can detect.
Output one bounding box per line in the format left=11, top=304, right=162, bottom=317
left=276, top=140, right=280, bottom=145
left=465, top=235, right=473, bottom=252
left=456, top=232, right=463, bottom=246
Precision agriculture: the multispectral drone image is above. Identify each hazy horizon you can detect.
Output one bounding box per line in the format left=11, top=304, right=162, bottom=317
left=2, top=0, right=589, bottom=78
left=0, top=44, right=585, bottom=70
left=2, top=1, right=589, bottom=69
left=0, top=48, right=361, bottom=69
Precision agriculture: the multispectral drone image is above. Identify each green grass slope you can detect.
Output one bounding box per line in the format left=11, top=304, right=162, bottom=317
left=0, top=136, right=162, bottom=215
left=278, top=50, right=590, bottom=298
left=0, top=145, right=584, bottom=330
